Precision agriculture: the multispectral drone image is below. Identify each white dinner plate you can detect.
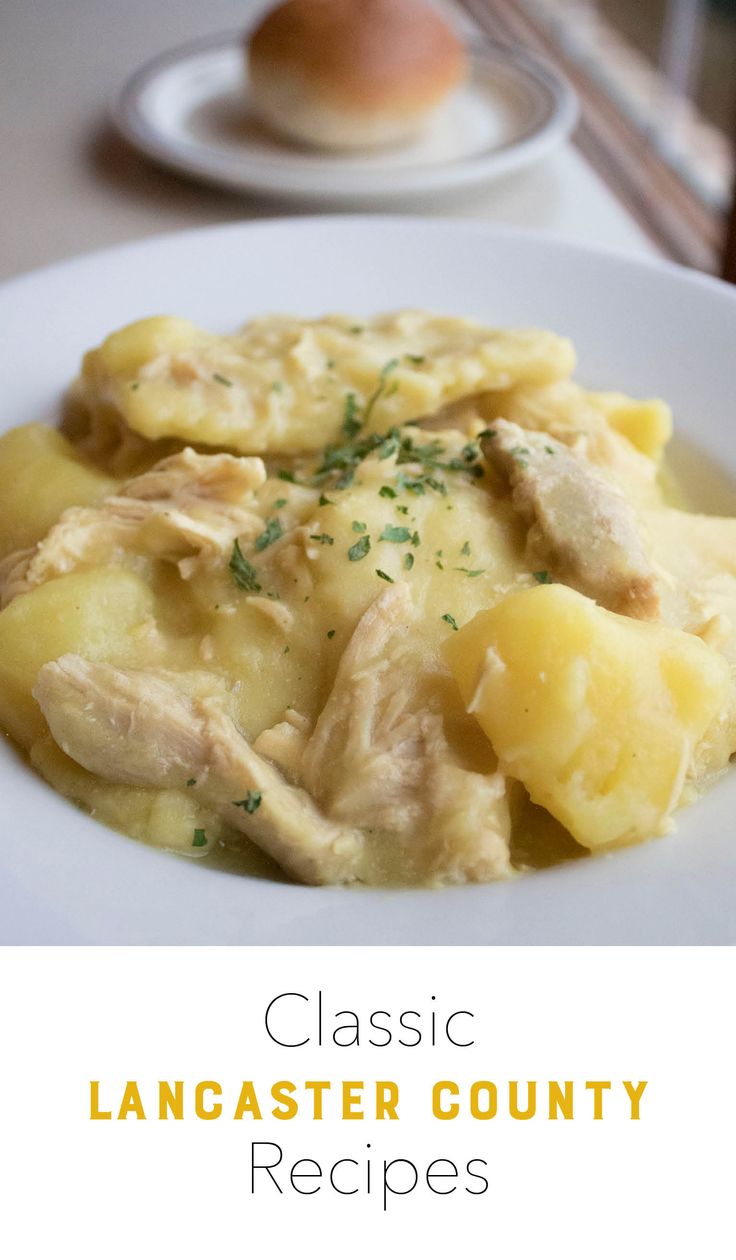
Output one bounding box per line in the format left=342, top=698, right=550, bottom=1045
left=2, top=216, right=736, bottom=945
left=113, top=32, right=578, bottom=203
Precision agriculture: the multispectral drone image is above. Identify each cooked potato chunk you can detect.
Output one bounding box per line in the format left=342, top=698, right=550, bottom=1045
left=0, top=423, right=114, bottom=557
left=591, top=391, right=672, bottom=461
left=0, top=568, right=156, bottom=747
left=445, top=583, right=730, bottom=850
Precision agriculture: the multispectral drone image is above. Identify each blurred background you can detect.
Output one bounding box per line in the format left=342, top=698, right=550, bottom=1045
left=463, top=0, right=736, bottom=272
left=1, top=0, right=734, bottom=279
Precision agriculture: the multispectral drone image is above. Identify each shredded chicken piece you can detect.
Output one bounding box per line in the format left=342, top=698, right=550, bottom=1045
left=1, top=448, right=266, bottom=606
left=301, top=584, right=511, bottom=882
left=253, top=712, right=312, bottom=781
left=482, top=419, right=660, bottom=619
left=33, top=655, right=362, bottom=885
left=245, top=595, right=294, bottom=633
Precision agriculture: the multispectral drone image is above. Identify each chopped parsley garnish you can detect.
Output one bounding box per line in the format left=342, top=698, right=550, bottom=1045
left=342, top=392, right=361, bottom=440
left=326, top=358, right=336, bottom=369
left=352, top=520, right=367, bottom=533
left=379, top=485, right=397, bottom=499
left=130, top=382, right=140, bottom=391
left=186, top=778, right=197, bottom=787
left=411, top=531, right=421, bottom=547
left=273, top=498, right=287, bottom=510
left=441, top=613, right=459, bottom=631
left=455, top=567, right=484, bottom=578
left=376, top=569, right=394, bottom=583
left=318, top=493, right=334, bottom=506
left=213, top=372, right=233, bottom=387
left=362, top=359, right=400, bottom=429
left=396, top=504, right=409, bottom=515
left=478, top=428, right=497, bottom=440
left=534, top=570, right=552, bottom=584
left=436, top=560, right=444, bottom=570
left=277, top=469, right=297, bottom=483
left=461, top=442, right=478, bottom=463
left=405, top=353, right=426, bottom=364
left=545, top=445, right=556, bottom=455
left=348, top=535, right=371, bottom=561
left=310, top=532, right=334, bottom=545
left=229, top=540, right=261, bottom=592
left=232, top=791, right=262, bottom=814
left=379, top=524, right=411, bottom=543
left=192, top=829, right=208, bottom=847
left=403, top=553, right=414, bottom=571
left=271, top=381, right=284, bottom=392
left=510, top=445, right=530, bottom=468
left=283, top=645, right=290, bottom=654
left=254, top=517, right=283, bottom=552
left=461, top=541, right=471, bottom=556
left=349, top=325, right=364, bottom=334
left=327, top=629, right=336, bottom=639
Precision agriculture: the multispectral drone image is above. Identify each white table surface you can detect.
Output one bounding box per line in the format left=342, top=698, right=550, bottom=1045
left=0, top=0, right=656, bottom=284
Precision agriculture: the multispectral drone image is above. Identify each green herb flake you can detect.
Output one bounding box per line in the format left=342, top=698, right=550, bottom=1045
left=130, top=381, right=140, bottom=391
left=362, top=359, right=400, bottom=429
left=545, top=445, right=556, bottom=456
left=283, top=645, right=290, bottom=654
left=379, top=485, right=397, bottom=499
left=348, top=535, right=371, bottom=562
left=273, top=498, right=288, bottom=510
left=534, top=570, right=552, bottom=584
left=349, top=325, right=364, bottom=335
left=277, top=469, right=297, bottom=483
left=271, top=381, right=284, bottom=393
left=441, top=613, right=459, bottom=631
left=396, top=504, right=409, bottom=515
left=352, top=520, right=367, bottom=533
left=342, top=392, right=361, bottom=440
left=376, top=569, right=394, bottom=583
left=186, top=778, right=197, bottom=787
left=213, top=372, right=233, bottom=387
left=455, top=567, right=485, bottom=578
left=403, top=553, right=414, bottom=571
left=310, top=532, right=334, bottom=546
left=326, top=358, right=336, bottom=369
left=326, top=629, right=336, bottom=640
left=192, top=828, right=208, bottom=847
left=461, top=541, right=471, bottom=556
left=318, top=493, right=334, bottom=506
left=254, top=518, right=283, bottom=552
left=229, top=540, right=261, bottom=592
left=232, top=791, right=262, bottom=815
left=379, top=524, right=411, bottom=543
left=411, top=531, right=421, bottom=548
left=405, top=353, right=426, bottom=364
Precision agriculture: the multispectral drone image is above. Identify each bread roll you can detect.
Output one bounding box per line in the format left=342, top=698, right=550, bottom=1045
left=247, top=0, right=468, bottom=151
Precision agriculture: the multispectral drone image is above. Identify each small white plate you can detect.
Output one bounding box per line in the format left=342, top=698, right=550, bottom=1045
left=2, top=217, right=736, bottom=945
left=113, top=32, right=578, bottom=203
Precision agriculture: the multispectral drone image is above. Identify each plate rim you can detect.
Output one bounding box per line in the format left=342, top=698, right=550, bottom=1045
left=111, top=30, right=579, bottom=200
